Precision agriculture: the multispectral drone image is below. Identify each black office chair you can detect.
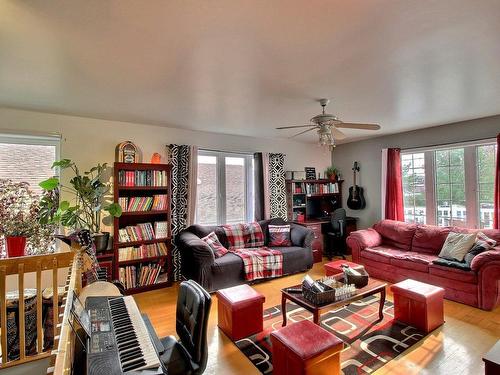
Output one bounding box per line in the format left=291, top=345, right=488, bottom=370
left=159, top=280, right=212, bottom=375
left=326, top=208, right=347, bottom=260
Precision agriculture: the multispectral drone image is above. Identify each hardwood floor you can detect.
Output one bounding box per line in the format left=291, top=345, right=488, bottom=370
left=134, top=261, right=500, bottom=374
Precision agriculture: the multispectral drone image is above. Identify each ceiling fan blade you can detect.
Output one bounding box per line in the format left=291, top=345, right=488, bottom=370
left=276, top=124, right=315, bottom=129
left=290, top=127, right=317, bottom=138
left=331, top=128, right=347, bottom=140
left=335, top=123, right=381, bottom=130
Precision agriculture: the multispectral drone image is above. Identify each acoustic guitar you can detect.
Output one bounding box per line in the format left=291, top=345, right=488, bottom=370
left=347, top=161, right=366, bottom=210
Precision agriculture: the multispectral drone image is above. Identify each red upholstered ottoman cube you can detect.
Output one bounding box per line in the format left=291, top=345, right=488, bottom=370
left=216, top=284, right=265, bottom=341
left=390, top=279, right=445, bottom=333
left=324, top=260, right=364, bottom=276
left=271, top=320, right=344, bottom=375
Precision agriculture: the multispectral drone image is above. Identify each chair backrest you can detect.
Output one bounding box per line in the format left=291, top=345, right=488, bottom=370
left=176, top=280, right=212, bottom=374
left=331, top=208, right=347, bottom=235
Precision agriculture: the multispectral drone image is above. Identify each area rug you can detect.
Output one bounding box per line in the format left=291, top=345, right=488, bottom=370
left=235, top=295, right=425, bottom=374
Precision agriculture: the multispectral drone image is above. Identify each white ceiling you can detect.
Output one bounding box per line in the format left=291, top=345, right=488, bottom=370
left=1, top=0, right=500, bottom=144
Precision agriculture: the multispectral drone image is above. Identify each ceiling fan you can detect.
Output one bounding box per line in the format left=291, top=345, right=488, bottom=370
left=276, top=99, right=380, bottom=149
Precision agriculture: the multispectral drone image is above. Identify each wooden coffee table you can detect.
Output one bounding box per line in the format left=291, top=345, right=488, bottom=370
left=281, top=277, right=387, bottom=326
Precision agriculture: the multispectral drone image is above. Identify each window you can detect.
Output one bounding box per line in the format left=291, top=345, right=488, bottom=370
left=477, top=144, right=496, bottom=229
left=401, top=152, right=426, bottom=224
left=0, top=133, right=60, bottom=194
left=401, top=140, right=497, bottom=229
left=196, top=150, right=254, bottom=225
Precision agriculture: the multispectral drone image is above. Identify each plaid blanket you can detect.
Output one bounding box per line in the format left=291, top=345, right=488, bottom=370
left=223, top=222, right=265, bottom=250
left=232, top=247, right=283, bottom=281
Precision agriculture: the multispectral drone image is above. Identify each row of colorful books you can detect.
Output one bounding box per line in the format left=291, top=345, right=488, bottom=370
left=118, top=221, right=168, bottom=243
left=118, top=195, right=168, bottom=212
left=118, top=170, right=168, bottom=187
left=292, top=182, right=339, bottom=194
left=118, top=242, right=169, bottom=261
left=118, top=264, right=165, bottom=289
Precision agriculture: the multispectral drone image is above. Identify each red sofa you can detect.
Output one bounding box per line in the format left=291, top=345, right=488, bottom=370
left=346, top=220, right=500, bottom=311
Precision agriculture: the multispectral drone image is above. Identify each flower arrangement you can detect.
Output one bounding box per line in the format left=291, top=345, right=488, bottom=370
left=0, top=179, right=57, bottom=255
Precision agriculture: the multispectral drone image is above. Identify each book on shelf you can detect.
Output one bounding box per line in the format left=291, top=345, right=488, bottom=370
left=118, top=169, right=168, bottom=187
left=118, top=242, right=169, bottom=261
left=118, top=221, right=169, bottom=243
left=118, top=263, right=165, bottom=289
left=119, top=195, right=168, bottom=212
left=154, top=221, right=169, bottom=239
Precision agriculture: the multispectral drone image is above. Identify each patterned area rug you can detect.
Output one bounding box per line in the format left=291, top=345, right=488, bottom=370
left=235, top=295, right=425, bottom=374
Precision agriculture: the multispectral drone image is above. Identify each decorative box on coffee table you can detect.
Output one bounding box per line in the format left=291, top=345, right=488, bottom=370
left=271, top=319, right=344, bottom=375
left=324, top=260, right=364, bottom=276
left=390, top=279, right=445, bottom=333
left=216, top=284, right=265, bottom=341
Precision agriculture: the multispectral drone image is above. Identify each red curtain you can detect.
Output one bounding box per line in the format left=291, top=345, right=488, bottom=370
left=494, top=134, right=500, bottom=229
left=385, top=148, right=405, bottom=221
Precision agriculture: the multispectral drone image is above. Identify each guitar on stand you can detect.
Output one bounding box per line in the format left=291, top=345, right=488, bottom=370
left=347, top=161, right=366, bottom=210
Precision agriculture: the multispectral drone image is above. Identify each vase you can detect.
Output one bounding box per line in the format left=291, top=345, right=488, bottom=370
left=6, top=236, right=27, bottom=257
left=93, top=232, right=110, bottom=252
left=328, top=174, right=337, bottom=183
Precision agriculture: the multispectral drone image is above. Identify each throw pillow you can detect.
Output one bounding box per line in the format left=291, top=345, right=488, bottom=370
left=438, top=232, right=477, bottom=262
left=222, top=224, right=246, bottom=250
left=244, top=222, right=265, bottom=248
left=201, top=232, right=229, bottom=258
left=268, top=224, right=292, bottom=247
left=463, top=231, right=497, bottom=266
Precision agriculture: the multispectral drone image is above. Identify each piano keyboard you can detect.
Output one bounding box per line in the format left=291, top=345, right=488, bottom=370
left=86, top=296, right=161, bottom=375
left=108, top=296, right=161, bottom=372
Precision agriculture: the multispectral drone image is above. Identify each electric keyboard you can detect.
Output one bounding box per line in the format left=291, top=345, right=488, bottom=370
left=85, top=296, right=162, bottom=374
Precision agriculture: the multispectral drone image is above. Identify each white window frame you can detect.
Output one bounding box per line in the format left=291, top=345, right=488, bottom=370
left=197, top=149, right=254, bottom=225
left=0, top=132, right=61, bottom=161
left=401, top=138, right=496, bottom=229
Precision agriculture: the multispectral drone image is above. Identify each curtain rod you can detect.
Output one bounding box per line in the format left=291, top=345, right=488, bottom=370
left=199, top=147, right=286, bottom=156
left=399, top=136, right=497, bottom=152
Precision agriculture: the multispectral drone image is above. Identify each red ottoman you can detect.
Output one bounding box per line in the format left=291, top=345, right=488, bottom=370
left=271, top=320, right=344, bottom=375
left=216, top=284, right=265, bottom=341
left=324, top=260, right=364, bottom=276
left=390, top=279, right=445, bottom=333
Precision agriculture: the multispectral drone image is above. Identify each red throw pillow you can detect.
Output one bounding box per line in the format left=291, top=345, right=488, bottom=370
left=201, top=232, right=229, bottom=258
left=268, top=224, right=292, bottom=247
left=244, top=222, right=265, bottom=248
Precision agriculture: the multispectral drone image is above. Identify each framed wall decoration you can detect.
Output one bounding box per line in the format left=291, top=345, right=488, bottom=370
left=304, top=167, right=316, bottom=180
left=115, top=141, right=141, bottom=163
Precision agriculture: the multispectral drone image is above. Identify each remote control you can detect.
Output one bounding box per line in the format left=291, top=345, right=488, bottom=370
left=286, top=288, right=302, bottom=293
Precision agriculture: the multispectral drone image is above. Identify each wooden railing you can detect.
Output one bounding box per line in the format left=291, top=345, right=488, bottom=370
left=0, top=250, right=74, bottom=370
left=49, top=248, right=82, bottom=375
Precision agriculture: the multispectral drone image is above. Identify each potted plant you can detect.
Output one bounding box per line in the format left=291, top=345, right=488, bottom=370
left=39, top=159, right=122, bottom=252
left=0, top=179, right=56, bottom=257
left=325, top=166, right=339, bottom=182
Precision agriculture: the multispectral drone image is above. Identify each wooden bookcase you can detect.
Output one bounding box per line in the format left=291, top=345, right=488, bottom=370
left=286, top=179, right=343, bottom=221
left=113, top=162, right=173, bottom=295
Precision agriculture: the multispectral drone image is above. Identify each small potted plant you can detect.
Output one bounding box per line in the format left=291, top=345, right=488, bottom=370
left=0, top=179, right=56, bottom=257
left=325, top=166, right=339, bottom=183
left=39, top=159, right=122, bottom=252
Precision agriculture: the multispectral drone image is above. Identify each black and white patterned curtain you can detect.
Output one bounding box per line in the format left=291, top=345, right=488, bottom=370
left=269, top=153, right=287, bottom=219
left=254, top=152, right=287, bottom=220
left=167, top=144, right=198, bottom=281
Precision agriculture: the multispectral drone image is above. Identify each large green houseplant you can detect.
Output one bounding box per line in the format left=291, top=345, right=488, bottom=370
left=39, top=159, right=122, bottom=251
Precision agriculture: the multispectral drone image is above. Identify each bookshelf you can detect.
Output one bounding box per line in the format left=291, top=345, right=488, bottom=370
left=286, top=179, right=343, bottom=221
left=113, top=162, right=173, bottom=295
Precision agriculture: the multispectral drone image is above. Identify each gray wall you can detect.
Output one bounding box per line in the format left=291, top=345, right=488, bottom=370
left=332, top=115, right=500, bottom=229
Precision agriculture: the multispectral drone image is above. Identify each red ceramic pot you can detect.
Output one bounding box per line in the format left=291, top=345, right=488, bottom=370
left=6, top=236, right=27, bottom=257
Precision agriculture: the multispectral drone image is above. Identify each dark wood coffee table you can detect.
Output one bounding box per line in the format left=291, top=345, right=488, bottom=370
left=281, top=277, right=387, bottom=326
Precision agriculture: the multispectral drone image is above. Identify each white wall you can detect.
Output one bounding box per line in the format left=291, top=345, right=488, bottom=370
left=332, top=115, right=500, bottom=229
left=0, top=107, right=331, bottom=171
